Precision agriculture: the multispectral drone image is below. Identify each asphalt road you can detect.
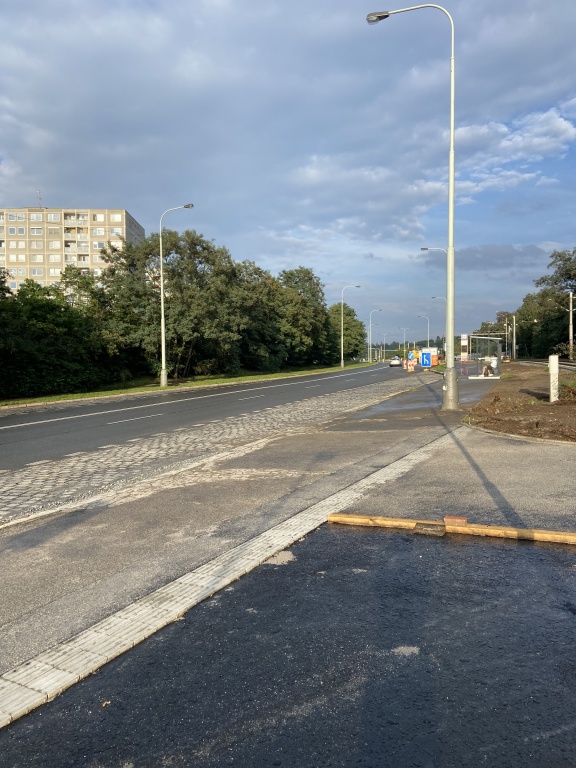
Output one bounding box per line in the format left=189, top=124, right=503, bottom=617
left=0, top=364, right=403, bottom=470
left=2, top=525, right=576, bottom=768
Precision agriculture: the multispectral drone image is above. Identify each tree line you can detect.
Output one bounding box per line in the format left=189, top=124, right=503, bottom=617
left=473, top=247, right=576, bottom=358
left=0, top=230, right=366, bottom=399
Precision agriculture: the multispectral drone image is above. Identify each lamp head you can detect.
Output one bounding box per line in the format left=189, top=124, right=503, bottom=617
left=184, top=203, right=194, bottom=209
left=420, top=247, right=429, bottom=251
left=367, top=11, right=390, bottom=23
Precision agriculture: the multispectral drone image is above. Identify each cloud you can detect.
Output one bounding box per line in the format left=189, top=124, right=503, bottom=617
left=421, top=243, right=550, bottom=275
left=0, top=0, right=574, bottom=338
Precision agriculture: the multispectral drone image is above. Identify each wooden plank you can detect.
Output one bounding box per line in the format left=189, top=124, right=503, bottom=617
left=327, top=513, right=576, bottom=545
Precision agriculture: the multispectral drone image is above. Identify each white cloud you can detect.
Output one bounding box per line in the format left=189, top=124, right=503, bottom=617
left=0, top=0, right=574, bottom=336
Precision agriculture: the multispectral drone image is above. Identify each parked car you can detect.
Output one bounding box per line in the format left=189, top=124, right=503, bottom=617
left=389, top=356, right=402, bottom=367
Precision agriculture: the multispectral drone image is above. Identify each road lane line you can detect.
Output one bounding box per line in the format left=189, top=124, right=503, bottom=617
left=107, top=414, right=162, bottom=425
left=0, top=367, right=387, bottom=431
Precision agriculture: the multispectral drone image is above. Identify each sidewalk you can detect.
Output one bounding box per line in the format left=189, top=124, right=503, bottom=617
left=2, top=375, right=576, bottom=766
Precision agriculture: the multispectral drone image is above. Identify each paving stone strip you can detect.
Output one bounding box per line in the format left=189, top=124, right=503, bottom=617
left=0, top=373, right=436, bottom=524
left=0, top=426, right=461, bottom=728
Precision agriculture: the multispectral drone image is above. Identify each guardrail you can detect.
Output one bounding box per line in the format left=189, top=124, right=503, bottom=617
left=518, top=359, right=576, bottom=372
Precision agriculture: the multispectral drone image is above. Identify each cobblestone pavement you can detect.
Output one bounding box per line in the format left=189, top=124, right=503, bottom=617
left=0, top=373, right=437, bottom=525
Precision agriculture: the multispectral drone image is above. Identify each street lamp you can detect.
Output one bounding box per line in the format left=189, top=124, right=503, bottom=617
left=400, top=327, right=410, bottom=357
left=421, top=244, right=457, bottom=399
left=159, top=203, right=194, bottom=386
left=381, top=332, right=387, bottom=361
left=418, top=314, right=430, bottom=347
left=369, top=309, right=383, bottom=363
left=341, top=285, right=361, bottom=368
left=370, top=6, right=458, bottom=409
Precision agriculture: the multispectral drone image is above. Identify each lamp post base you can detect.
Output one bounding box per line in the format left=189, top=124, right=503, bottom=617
left=442, top=366, right=459, bottom=410
left=160, top=370, right=168, bottom=387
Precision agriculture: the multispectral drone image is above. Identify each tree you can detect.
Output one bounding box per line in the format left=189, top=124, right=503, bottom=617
left=327, top=303, right=366, bottom=361
left=277, top=268, right=334, bottom=367
left=535, top=248, right=576, bottom=294
left=0, top=279, right=115, bottom=398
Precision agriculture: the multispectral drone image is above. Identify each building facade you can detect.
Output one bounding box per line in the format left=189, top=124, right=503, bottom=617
left=0, top=208, right=145, bottom=291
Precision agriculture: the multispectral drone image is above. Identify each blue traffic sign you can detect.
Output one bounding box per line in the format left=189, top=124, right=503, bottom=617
left=421, top=352, right=431, bottom=367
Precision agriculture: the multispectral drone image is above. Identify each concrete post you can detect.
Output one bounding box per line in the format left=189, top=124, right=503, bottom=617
left=549, top=354, right=559, bottom=403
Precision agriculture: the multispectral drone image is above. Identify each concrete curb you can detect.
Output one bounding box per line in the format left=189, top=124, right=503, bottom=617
left=0, top=428, right=459, bottom=729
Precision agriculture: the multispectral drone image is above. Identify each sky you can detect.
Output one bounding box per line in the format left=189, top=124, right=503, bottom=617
left=1, top=0, right=575, bottom=345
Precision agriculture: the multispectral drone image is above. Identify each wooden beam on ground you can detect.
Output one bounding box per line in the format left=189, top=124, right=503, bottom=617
left=327, top=513, right=576, bottom=545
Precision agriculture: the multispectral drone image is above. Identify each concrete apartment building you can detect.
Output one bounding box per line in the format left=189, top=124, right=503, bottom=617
left=0, top=208, right=145, bottom=291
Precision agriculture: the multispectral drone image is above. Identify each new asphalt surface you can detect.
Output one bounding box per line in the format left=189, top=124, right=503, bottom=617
left=2, top=373, right=576, bottom=767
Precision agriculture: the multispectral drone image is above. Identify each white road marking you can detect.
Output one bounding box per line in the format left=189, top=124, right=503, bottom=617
left=0, top=367, right=386, bottom=431
left=107, top=414, right=162, bottom=425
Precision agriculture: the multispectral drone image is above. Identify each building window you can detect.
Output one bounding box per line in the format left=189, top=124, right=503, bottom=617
left=109, top=213, right=122, bottom=222
left=18, top=241, right=25, bottom=249
left=17, top=227, right=25, bottom=235
left=48, top=241, right=61, bottom=249
left=17, top=213, right=24, bottom=221
left=109, top=227, right=122, bottom=236
left=49, top=254, right=61, bottom=262
left=18, top=268, right=26, bottom=276
left=110, top=240, right=123, bottom=249
left=8, top=254, right=16, bottom=262
left=30, top=212, right=43, bottom=221
left=8, top=227, right=15, bottom=235
left=31, top=268, right=44, bottom=276
left=47, top=213, right=61, bottom=222
left=48, top=268, right=61, bottom=276
left=65, top=255, right=77, bottom=263
left=30, top=254, right=44, bottom=263
left=8, top=241, right=16, bottom=249
left=0, top=227, right=4, bottom=234
left=8, top=268, right=16, bottom=275
left=92, top=253, right=105, bottom=263
left=92, top=241, right=105, bottom=250
left=77, top=255, right=89, bottom=263
left=30, top=241, right=43, bottom=249
left=18, top=254, right=25, bottom=262
left=48, top=227, right=60, bottom=235
left=92, top=227, right=105, bottom=235
left=93, top=268, right=102, bottom=276
left=9, top=281, right=16, bottom=289
left=8, top=214, right=16, bottom=221
left=92, top=213, right=105, bottom=222
left=30, top=227, right=43, bottom=235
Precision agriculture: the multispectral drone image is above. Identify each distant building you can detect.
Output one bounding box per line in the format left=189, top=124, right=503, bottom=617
left=0, top=208, right=145, bottom=291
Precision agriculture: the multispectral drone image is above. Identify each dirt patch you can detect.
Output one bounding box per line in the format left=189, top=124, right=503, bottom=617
left=464, top=362, right=576, bottom=442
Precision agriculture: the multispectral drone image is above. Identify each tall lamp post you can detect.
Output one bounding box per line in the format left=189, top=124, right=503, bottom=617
left=418, top=314, right=430, bottom=347
left=369, top=5, right=458, bottom=409
left=159, top=203, right=194, bottom=386
left=341, top=285, right=361, bottom=368
left=369, top=309, right=383, bottom=363
left=400, top=327, right=410, bottom=357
